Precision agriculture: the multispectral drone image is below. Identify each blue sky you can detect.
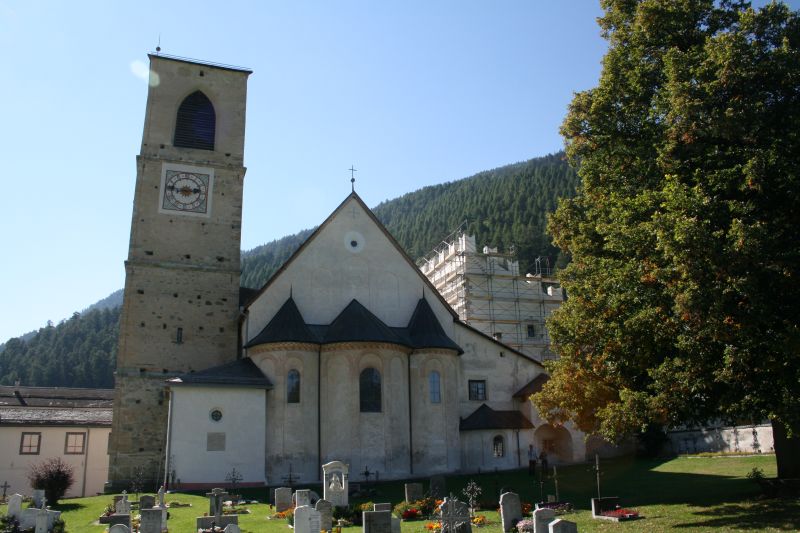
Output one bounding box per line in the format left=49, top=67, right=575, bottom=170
left=1, top=1, right=790, bottom=343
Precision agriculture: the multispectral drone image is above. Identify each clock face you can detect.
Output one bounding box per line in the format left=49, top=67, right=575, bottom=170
left=159, top=164, right=214, bottom=216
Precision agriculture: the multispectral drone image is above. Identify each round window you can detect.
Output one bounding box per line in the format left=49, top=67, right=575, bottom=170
left=210, top=409, right=223, bottom=422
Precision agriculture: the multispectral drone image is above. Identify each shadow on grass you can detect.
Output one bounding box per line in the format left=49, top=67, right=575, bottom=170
left=672, top=499, right=800, bottom=530
left=53, top=502, right=85, bottom=512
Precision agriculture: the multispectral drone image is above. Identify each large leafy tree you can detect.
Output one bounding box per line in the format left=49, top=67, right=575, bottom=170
left=534, top=0, right=800, bottom=477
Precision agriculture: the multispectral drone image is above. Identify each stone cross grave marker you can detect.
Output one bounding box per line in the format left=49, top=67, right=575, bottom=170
left=316, top=498, right=333, bottom=532
left=548, top=519, right=578, bottom=533
left=1, top=481, right=9, bottom=499
left=275, top=487, right=292, bottom=512
left=34, top=505, right=48, bottom=533
left=115, top=493, right=131, bottom=515
left=322, top=461, right=349, bottom=507
left=157, top=485, right=165, bottom=508
left=295, top=505, right=322, bottom=533
left=362, top=510, right=392, bottom=533
left=295, top=488, right=311, bottom=507
left=404, top=483, right=423, bottom=503
left=532, top=508, right=555, bottom=533
left=439, top=497, right=471, bottom=533
left=499, top=492, right=522, bottom=533
left=207, top=488, right=228, bottom=520
left=429, top=476, right=447, bottom=499
left=8, top=493, right=23, bottom=519
left=139, top=508, right=163, bottom=533
left=108, top=525, right=131, bottom=533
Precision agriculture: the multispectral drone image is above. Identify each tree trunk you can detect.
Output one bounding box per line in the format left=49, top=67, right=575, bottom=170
left=771, top=419, right=800, bottom=479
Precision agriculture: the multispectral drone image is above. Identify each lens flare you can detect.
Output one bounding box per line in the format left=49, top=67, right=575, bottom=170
left=130, top=60, right=160, bottom=87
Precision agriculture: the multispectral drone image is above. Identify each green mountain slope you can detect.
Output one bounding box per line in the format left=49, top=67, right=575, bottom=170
left=1, top=153, right=577, bottom=387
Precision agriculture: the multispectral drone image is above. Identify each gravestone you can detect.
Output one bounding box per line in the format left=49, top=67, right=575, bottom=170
left=391, top=516, right=401, bottom=533
left=108, top=513, right=132, bottom=530
left=316, top=499, right=333, bottom=532
left=322, top=461, right=349, bottom=507
left=31, top=489, right=45, bottom=508
left=7, top=493, right=23, bottom=519
left=19, top=508, right=61, bottom=531
left=295, top=505, right=322, bottom=533
left=275, top=487, right=292, bottom=512
left=207, top=488, right=229, bottom=517
left=404, top=483, right=423, bottom=502
left=109, top=525, right=131, bottom=533
left=429, top=475, right=447, bottom=499
left=590, top=497, right=620, bottom=518
left=548, top=519, right=578, bottom=533
left=224, top=525, right=241, bottom=533
left=374, top=503, right=392, bottom=512
left=116, top=492, right=131, bottom=514
left=532, top=508, right=555, bottom=533
left=295, top=489, right=311, bottom=507
left=362, top=510, right=392, bottom=533
left=196, top=515, right=238, bottom=530
left=140, top=495, right=155, bottom=510
left=439, top=497, right=471, bottom=533
left=500, top=492, right=522, bottom=532
left=139, top=508, right=162, bottom=533
left=34, top=506, right=48, bottom=533
left=157, top=485, right=166, bottom=508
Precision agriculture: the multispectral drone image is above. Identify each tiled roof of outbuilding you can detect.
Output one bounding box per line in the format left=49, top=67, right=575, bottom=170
left=459, top=403, right=534, bottom=431
left=513, top=374, right=550, bottom=399
left=167, top=358, right=273, bottom=389
left=0, top=386, right=113, bottom=408
left=0, top=406, right=112, bottom=426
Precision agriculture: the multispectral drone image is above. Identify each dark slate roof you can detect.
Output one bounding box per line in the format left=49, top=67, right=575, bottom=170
left=245, top=297, right=318, bottom=347
left=407, top=298, right=463, bottom=354
left=0, top=406, right=112, bottom=426
left=247, top=297, right=461, bottom=354
left=0, top=386, right=114, bottom=408
left=513, top=374, right=550, bottom=399
left=168, top=358, right=273, bottom=389
left=324, top=300, right=410, bottom=346
left=459, top=403, right=535, bottom=431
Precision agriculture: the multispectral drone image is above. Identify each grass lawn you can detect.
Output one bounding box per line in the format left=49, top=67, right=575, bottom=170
left=2, top=454, right=797, bottom=532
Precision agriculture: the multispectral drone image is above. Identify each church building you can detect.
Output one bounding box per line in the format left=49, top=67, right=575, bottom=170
left=108, top=54, right=583, bottom=490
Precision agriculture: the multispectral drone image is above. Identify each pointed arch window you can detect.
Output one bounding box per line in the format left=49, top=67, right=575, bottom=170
left=429, top=371, right=441, bottom=404
left=174, top=91, right=216, bottom=150
left=287, top=369, right=300, bottom=403
left=360, top=367, right=381, bottom=412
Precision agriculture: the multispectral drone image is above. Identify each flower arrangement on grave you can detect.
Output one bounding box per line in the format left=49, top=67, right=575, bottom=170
left=515, top=519, right=534, bottom=533
left=285, top=507, right=295, bottom=526
left=471, top=515, right=488, bottom=527
left=394, top=498, right=436, bottom=519
left=131, top=513, right=141, bottom=531
left=222, top=504, right=251, bottom=515
left=401, top=508, right=420, bottom=520
left=521, top=502, right=532, bottom=515
left=536, top=502, right=573, bottom=515
left=101, top=501, right=115, bottom=517
left=424, top=520, right=442, bottom=532
left=601, top=507, right=640, bottom=520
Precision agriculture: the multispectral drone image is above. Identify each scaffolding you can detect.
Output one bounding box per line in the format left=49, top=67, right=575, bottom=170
left=419, top=233, right=563, bottom=362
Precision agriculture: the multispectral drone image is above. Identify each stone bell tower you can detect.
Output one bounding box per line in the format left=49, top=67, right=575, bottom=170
left=108, top=54, right=251, bottom=488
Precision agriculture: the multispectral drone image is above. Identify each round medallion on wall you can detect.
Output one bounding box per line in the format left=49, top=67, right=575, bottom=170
left=344, top=231, right=365, bottom=253
left=210, top=408, right=223, bottom=422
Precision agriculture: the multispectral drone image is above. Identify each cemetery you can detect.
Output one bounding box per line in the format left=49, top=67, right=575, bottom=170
left=0, top=454, right=795, bottom=532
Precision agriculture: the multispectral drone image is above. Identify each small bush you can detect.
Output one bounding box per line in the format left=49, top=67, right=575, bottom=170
left=27, top=457, right=74, bottom=506
left=746, top=467, right=765, bottom=481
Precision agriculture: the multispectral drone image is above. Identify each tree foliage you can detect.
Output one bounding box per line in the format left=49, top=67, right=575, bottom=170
left=534, top=0, right=800, bottom=452
left=27, top=457, right=75, bottom=505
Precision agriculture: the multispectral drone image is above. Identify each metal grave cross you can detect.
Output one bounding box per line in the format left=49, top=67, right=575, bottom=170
left=439, top=496, right=470, bottom=533
left=1, top=481, right=10, bottom=498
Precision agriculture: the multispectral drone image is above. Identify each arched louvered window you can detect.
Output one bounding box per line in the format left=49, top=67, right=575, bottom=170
left=174, top=91, right=216, bottom=150
left=287, top=369, right=300, bottom=403
left=429, top=371, right=441, bottom=404
left=360, top=367, right=381, bottom=412
left=493, top=435, right=505, bottom=457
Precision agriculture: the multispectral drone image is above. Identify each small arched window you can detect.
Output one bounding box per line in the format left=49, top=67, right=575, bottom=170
left=429, top=371, right=441, bottom=404
left=493, top=435, right=505, bottom=457
left=287, top=369, right=300, bottom=403
left=174, top=91, right=216, bottom=150
left=360, top=367, right=381, bottom=412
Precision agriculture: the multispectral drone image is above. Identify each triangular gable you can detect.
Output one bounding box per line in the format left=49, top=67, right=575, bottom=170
left=244, top=192, right=461, bottom=342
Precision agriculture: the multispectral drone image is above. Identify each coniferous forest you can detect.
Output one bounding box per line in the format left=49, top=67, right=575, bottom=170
left=0, top=153, right=577, bottom=387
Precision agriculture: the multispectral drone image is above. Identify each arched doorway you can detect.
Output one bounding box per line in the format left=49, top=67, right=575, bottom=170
left=534, top=424, right=574, bottom=463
